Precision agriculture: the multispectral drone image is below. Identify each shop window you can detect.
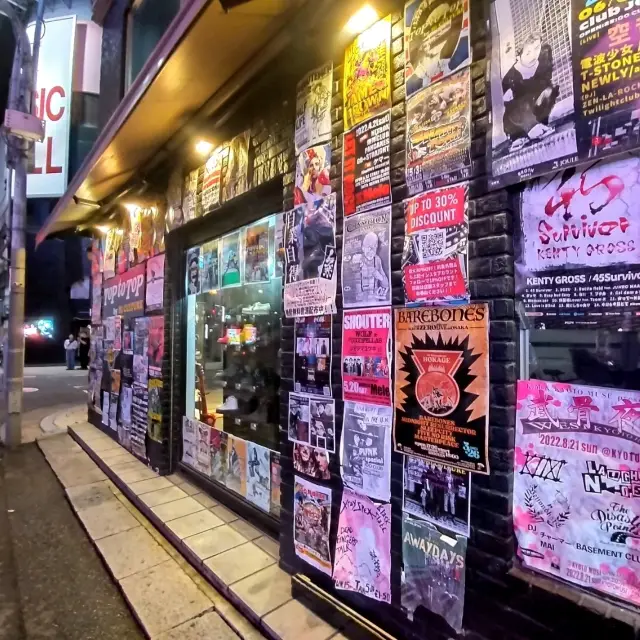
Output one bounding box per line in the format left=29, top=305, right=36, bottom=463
left=183, top=214, right=281, bottom=515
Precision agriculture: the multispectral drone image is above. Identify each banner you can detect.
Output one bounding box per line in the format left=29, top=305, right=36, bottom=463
left=402, top=183, right=469, bottom=305
left=295, top=144, right=332, bottom=206
left=221, top=232, right=242, bottom=287
left=226, top=436, right=247, bottom=497
left=201, top=240, right=220, bottom=292
left=145, top=254, right=164, bottom=312
left=343, top=17, right=392, bottom=129
left=402, top=515, right=466, bottom=632
left=294, top=476, right=333, bottom=575
left=342, top=308, right=392, bottom=406
left=202, top=146, right=226, bottom=213
left=340, top=401, right=392, bottom=501
left=343, top=112, right=392, bottom=216
left=295, top=62, right=333, bottom=154
left=333, top=490, right=391, bottom=603
left=404, top=0, right=471, bottom=96
left=294, top=444, right=331, bottom=480
left=244, top=220, right=270, bottom=283
left=148, top=316, right=164, bottom=378
left=246, top=442, right=271, bottom=513
left=102, top=263, right=146, bottom=319
left=514, top=379, right=640, bottom=606
left=294, top=315, right=332, bottom=397
left=284, top=195, right=338, bottom=317
left=516, top=155, right=640, bottom=328
left=394, top=305, right=489, bottom=473
left=289, top=393, right=336, bottom=453
left=222, top=131, right=250, bottom=202
left=343, top=209, right=392, bottom=309
left=403, top=456, right=470, bottom=537
left=91, top=273, right=102, bottom=324
left=406, top=67, right=471, bottom=191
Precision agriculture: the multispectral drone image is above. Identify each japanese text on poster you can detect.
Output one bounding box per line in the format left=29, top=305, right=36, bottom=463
left=295, top=315, right=332, bottom=397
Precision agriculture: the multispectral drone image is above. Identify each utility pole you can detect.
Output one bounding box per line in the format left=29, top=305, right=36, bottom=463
left=1, top=0, right=38, bottom=447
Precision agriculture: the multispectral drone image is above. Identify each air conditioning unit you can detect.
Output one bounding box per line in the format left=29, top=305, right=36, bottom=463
left=3, top=109, right=45, bottom=142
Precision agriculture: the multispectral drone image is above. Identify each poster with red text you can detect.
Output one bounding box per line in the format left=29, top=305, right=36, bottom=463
left=402, top=183, right=469, bottom=305
left=333, top=490, right=391, bottom=603
left=514, top=379, right=640, bottom=607
left=394, top=304, right=489, bottom=473
left=516, top=154, right=640, bottom=329
left=342, top=308, right=392, bottom=406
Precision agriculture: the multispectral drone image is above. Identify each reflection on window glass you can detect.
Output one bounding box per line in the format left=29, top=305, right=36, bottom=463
left=529, top=328, right=640, bottom=390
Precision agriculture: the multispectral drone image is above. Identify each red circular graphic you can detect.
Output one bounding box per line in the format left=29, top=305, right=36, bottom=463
left=416, top=372, right=459, bottom=417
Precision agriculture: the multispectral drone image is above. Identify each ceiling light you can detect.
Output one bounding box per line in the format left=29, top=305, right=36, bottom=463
left=195, top=140, right=214, bottom=155
left=345, top=4, right=379, bottom=35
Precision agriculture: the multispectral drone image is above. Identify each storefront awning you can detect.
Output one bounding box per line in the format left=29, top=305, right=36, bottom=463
left=35, top=0, right=305, bottom=245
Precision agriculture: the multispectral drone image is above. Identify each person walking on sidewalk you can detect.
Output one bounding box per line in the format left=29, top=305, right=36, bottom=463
left=64, top=334, right=78, bottom=370
left=78, top=327, right=90, bottom=370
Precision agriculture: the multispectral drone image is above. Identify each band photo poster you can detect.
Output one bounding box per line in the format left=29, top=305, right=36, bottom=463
left=342, top=208, right=391, bottom=309
left=343, top=16, right=392, bottom=130
left=513, top=380, right=640, bottom=606
left=284, top=195, right=338, bottom=317
left=394, top=304, right=490, bottom=473
left=404, top=0, right=471, bottom=96
left=294, top=475, right=333, bottom=575
left=402, top=183, right=469, bottom=306
left=294, top=315, right=332, bottom=397
left=289, top=392, right=337, bottom=453
left=295, top=62, right=333, bottom=154
left=515, top=154, right=640, bottom=328
left=406, top=67, right=471, bottom=191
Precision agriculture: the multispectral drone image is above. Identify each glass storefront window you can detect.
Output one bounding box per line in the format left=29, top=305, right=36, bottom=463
left=183, top=214, right=283, bottom=514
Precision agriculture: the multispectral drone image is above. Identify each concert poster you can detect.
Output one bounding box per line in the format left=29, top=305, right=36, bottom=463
left=295, top=62, right=333, bottom=154
left=294, top=315, right=332, bottom=397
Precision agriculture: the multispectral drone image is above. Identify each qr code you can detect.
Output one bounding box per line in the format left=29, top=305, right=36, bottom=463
left=418, top=229, right=446, bottom=260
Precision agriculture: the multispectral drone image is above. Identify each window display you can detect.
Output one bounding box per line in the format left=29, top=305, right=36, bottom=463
left=183, top=214, right=282, bottom=516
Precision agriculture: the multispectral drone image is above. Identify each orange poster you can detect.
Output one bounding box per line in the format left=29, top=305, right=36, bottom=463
left=394, top=304, right=489, bottom=474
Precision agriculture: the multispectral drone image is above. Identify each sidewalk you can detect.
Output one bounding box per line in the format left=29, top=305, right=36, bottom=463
left=28, top=406, right=342, bottom=640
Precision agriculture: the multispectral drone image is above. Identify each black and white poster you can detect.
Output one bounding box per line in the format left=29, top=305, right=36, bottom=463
left=295, top=63, right=333, bottom=154
left=288, top=392, right=336, bottom=453
left=131, top=382, right=148, bottom=460
left=343, top=111, right=392, bottom=217
left=340, top=401, right=392, bottom=502
left=222, top=131, right=250, bottom=202
left=403, top=456, right=470, bottom=537
left=284, top=195, right=338, bottom=317
left=342, top=207, right=391, bottom=309
left=186, top=246, right=201, bottom=296
left=294, top=315, right=332, bottom=397
left=406, top=68, right=471, bottom=192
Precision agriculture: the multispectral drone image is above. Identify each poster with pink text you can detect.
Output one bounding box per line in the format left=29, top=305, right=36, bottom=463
left=342, top=308, right=392, bottom=406
left=514, top=379, right=640, bottom=607
left=402, top=183, right=469, bottom=306
left=333, top=490, right=391, bottom=603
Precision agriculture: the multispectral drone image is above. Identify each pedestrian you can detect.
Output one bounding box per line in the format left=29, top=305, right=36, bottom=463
left=64, top=334, right=78, bottom=370
left=78, top=328, right=90, bottom=370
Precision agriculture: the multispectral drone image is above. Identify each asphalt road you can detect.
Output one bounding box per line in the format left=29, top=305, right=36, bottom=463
left=21, top=365, right=88, bottom=412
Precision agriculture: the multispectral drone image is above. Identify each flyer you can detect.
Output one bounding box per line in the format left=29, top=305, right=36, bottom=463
left=344, top=16, right=392, bottom=130
left=294, top=443, right=331, bottom=481
left=123, top=330, right=133, bottom=354
left=342, top=308, right=392, bottom=406
left=488, top=0, right=578, bottom=188
left=101, top=393, right=109, bottom=426
left=514, top=379, right=640, bottom=606
left=113, top=316, right=122, bottom=351
left=109, top=392, right=118, bottom=430
left=342, top=208, right=391, bottom=309
left=284, top=195, right=338, bottom=317
left=148, top=316, right=164, bottom=378
left=120, top=384, right=133, bottom=425
left=295, top=62, right=333, bottom=154
left=406, top=67, right=471, bottom=191
left=333, top=490, right=391, bottom=603
left=404, top=0, right=471, bottom=96
left=91, top=273, right=102, bottom=324
left=133, top=354, right=148, bottom=386
left=294, top=144, right=332, bottom=206
left=275, top=213, right=285, bottom=278
left=131, top=383, right=148, bottom=460
left=394, top=305, right=489, bottom=473
left=244, top=220, right=270, bottom=283
left=111, top=369, right=121, bottom=394
left=186, top=246, right=201, bottom=295
left=402, top=183, right=469, bottom=305
left=145, top=253, right=164, bottom=312
left=103, top=229, right=117, bottom=278
left=294, top=315, right=332, bottom=397
left=288, top=392, right=336, bottom=453
left=271, top=452, right=282, bottom=518
left=246, top=442, right=271, bottom=513
left=183, top=169, right=199, bottom=222
left=516, top=154, right=640, bottom=328
left=222, top=131, right=250, bottom=203
left=134, top=316, right=149, bottom=356
left=196, top=421, right=211, bottom=476
left=118, top=423, right=131, bottom=451
left=226, top=435, right=247, bottom=497
left=210, top=428, right=228, bottom=485
left=201, top=145, right=226, bottom=213
left=342, top=112, right=392, bottom=216
left=294, top=475, right=333, bottom=575
left=221, top=231, right=241, bottom=287
left=340, top=401, right=392, bottom=501
left=148, top=377, right=162, bottom=421
left=402, top=515, right=466, bottom=632
left=403, top=456, right=470, bottom=537
left=200, top=240, right=220, bottom=292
